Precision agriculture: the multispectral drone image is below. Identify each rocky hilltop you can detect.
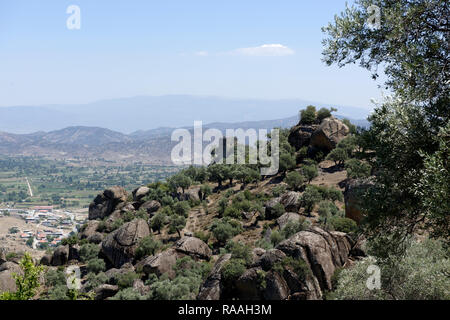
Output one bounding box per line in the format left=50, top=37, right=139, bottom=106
left=0, top=112, right=370, bottom=300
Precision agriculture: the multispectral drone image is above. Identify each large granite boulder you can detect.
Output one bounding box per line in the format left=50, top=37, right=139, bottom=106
left=51, top=246, right=69, bottom=266
left=101, top=219, right=150, bottom=268
left=138, top=249, right=178, bottom=279
left=264, top=197, right=282, bottom=219
left=288, top=124, right=319, bottom=151
left=132, top=186, right=150, bottom=202
left=0, top=248, right=6, bottom=265
left=277, top=212, right=302, bottom=230
left=0, top=270, right=17, bottom=294
left=279, top=192, right=301, bottom=212
left=140, top=200, right=161, bottom=215
left=94, top=284, right=119, bottom=300
left=310, top=117, right=349, bottom=152
left=174, top=237, right=212, bottom=260
left=89, top=186, right=128, bottom=220
left=197, top=254, right=232, bottom=300
left=80, top=221, right=100, bottom=239
left=276, top=226, right=353, bottom=292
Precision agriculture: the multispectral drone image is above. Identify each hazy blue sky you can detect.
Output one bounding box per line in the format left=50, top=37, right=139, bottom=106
left=0, top=0, right=384, bottom=109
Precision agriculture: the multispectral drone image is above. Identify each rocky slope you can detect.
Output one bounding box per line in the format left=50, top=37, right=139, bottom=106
left=0, top=115, right=367, bottom=300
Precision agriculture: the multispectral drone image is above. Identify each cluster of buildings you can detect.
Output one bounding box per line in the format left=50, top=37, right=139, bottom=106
left=2, top=205, right=88, bottom=250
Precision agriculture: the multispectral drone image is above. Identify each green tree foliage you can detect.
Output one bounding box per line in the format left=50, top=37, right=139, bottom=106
left=284, top=171, right=306, bottom=191
left=301, top=186, right=322, bottom=215
left=172, top=201, right=191, bottom=217
left=149, top=211, right=168, bottom=234
left=168, top=173, right=192, bottom=194
left=299, top=105, right=317, bottom=125
left=207, top=164, right=226, bottom=187
left=345, top=159, right=372, bottom=179
left=326, top=148, right=348, bottom=166
left=0, top=253, right=44, bottom=300
left=322, top=0, right=450, bottom=253
left=210, top=218, right=242, bottom=245
left=79, top=243, right=100, bottom=262
left=117, top=271, right=139, bottom=290
left=302, top=164, right=319, bottom=183
left=135, top=236, right=162, bottom=260
left=87, top=258, right=106, bottom=274
left=199, top=184, right=212, bottom=200
left=317, top=107, right=335, bottom=122
left=168, top=214, right=186, bottom=238
left=330, top=239, right=450, bottom=300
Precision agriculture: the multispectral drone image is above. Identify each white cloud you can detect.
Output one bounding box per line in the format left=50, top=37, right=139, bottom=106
left=195, top=51, right=209, bottom=56
left=229, top=44, right=295, bottom=57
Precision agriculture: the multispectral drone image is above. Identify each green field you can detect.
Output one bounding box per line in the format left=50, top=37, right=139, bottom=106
left=0, top=156, right=181, bottom=209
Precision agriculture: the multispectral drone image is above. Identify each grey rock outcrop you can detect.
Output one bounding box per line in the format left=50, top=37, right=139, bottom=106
left=101, top=219, right=150, bottom=268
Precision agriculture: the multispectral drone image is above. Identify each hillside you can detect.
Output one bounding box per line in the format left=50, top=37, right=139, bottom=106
left=0, top=115, right=369, bottom=164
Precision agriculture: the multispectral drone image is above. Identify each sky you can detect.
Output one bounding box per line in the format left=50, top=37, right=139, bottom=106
left=0, top=0, right=385, bottom=109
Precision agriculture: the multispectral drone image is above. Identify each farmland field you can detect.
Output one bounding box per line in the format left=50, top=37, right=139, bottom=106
left=0, top=156, right=181, bottom=209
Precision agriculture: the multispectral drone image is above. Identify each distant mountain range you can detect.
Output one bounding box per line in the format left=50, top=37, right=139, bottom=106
left=0, top=95, right=372, bottom=134
left=0, top=114, right=369, bottom=165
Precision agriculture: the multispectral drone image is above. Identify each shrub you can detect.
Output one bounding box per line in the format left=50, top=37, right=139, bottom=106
left=0, top=253, right=44, bottom=300
left=285, top=171, right=305, bottom=191
left=279, top=153, right=296, bottom=174
left=271, top=203, right=286, bottom=218
left=45, top=269, right=66, bottom=287
left=281, top=219, right=306, bottom=239
left=272, top=185, right=287, bottom=197
left=326, top=148, right=348, bottom=166
left=302, top=164, right=319, bottom=183
left=86, top=258, right=106, bottom=274
left=223, top=206, right=241, bottom=219
left=194, top=231, right=210, bottom=244
left=149, top=212, right=167, bottom=234
left=117, top=271, right=139, bottom=290
left=299, top=105, right=317, bottom=125
left=200, top=184, right=212, bottom=200
left=135, top=236, right=162, bottom=260
left=110, top=288, right=145, bottom=300
left=317, top=107, right=332, bottom=122
left=210, top=218, right=242, bottom=244
left=168, top=215, right=187, bottom=238
left=345, top=159, right=372, bottom=179
left=84, top=272, right=108, bottom=292
left=273, top=257, right=311, bottom=282
left=224, top=241, right=252, bottom=265
left=221, top=259, right=247, bottom=284
left=173, top=201, right=191, bottom=217
left=79, top=243, right=100, bottom=263
left=301, top=186, right=322, bottom=214
left=330, top=239, right=450, bottom=300
left=270, top=231, right=284, bottom=246
left=329, top=216, right=357, bottom=234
